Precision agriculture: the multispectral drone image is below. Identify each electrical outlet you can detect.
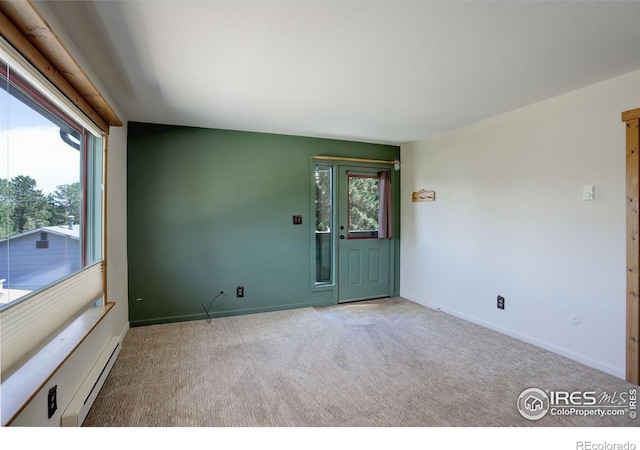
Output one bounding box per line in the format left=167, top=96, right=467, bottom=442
left=47, top=385, right=57, bottom=419
left=237, top=286, right=244, bottom=298
left=497, top=295, right=505, bottom=310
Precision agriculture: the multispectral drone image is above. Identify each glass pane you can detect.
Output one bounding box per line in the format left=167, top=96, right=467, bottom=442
left=86, top=134, right=103, bottom=265
left=315, top=165, right=332, bottom=284
left=348, top=174, right=379, bottom=239
left=0, top=62, right=82, bottom=306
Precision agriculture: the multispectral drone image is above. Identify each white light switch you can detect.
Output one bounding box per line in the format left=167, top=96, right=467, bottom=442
left=583, top=185, right=595, bottom=201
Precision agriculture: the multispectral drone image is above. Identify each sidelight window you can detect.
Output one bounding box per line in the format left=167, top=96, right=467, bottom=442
left=314, top=165, right=333, bottom=284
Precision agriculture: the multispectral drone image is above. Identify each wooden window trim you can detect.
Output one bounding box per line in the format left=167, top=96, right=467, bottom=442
left=0, top=1, right=122, bottom=132
left=623, top=109, right=640, bottom=123
left=624, top=107, right=640, bottom=385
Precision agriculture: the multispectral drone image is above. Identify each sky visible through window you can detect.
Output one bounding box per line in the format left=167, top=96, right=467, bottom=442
left=1, top=86, right=79, bottom=196
left=1, top=81, right=82, bottom=303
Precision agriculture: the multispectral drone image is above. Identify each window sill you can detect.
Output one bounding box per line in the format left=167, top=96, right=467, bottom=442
left=312, top=282, right=335, bottom=292
left=1, top=301, right=115, bottom=426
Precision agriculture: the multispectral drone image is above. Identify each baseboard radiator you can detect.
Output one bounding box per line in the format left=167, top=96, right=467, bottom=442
left=61, top=336, right=121, bottom=427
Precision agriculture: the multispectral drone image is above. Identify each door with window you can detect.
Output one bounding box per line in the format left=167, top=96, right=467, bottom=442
left=337, top=166, right=391, bottom=303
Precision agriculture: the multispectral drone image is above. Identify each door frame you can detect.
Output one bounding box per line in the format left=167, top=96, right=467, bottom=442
left=309, top=156, right=400, bottom=304
left=336, top=165, right=393, bottom=303
left=624, top=107, right=640, bottom=385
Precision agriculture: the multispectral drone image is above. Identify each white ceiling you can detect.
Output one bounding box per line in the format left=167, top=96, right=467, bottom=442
left=45, top=1, right=640, bottom=145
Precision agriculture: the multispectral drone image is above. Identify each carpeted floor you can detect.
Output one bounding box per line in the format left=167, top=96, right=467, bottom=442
left=83, top=297, right=639, bottom=427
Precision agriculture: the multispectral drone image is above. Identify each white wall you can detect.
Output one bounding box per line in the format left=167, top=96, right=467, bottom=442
left=105, top=124, right=129, bottom=338
left=9, top=4, right=129, bottom=426
left=401, top=69, right=640, bottom=379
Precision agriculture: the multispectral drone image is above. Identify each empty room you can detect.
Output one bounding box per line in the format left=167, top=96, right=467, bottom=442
left=1, top=0, right=639, bottom=445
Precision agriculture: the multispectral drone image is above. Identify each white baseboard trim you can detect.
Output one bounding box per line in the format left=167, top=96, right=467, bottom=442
left=401, top=291, right=625, bottom=380
left=61, top=336, right=121, bottom=426
left=119, top=322, right=130, bottom=343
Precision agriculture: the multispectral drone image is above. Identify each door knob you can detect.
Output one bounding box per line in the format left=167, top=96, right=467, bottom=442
left=340, top=235, right=345, bottom=239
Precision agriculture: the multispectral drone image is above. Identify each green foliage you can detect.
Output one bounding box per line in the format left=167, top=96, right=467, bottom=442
left=0, top=178, right=14, bottom=238
left=47, top=182, right=81, bottom=228
left=348, top=176, right=379, bottom=232
left=314, top=168, right=380, bottom=233
left=315, top=166, right=332, bottom=231
left=0, top=176, right=79, bottom=239
left=10, top=175, right=48, bottom=233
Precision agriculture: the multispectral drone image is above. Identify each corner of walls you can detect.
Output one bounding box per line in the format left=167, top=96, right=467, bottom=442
left=400, top=69, right=640, bottom=380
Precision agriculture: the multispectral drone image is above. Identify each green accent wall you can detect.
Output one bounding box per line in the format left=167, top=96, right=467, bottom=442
left=127, top=122, right=400, bottom=326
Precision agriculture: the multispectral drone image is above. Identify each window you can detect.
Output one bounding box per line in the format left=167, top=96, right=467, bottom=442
left=0, top=60, right=102, bottom=305
left=347, top=174, right=380, bottom=239
left=314, top=164, right=333, bottom=284
left=0, top=40, right=104, bottom=378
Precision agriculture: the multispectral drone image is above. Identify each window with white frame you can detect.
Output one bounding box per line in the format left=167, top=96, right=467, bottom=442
left=0, top=40, right=105, bottom=379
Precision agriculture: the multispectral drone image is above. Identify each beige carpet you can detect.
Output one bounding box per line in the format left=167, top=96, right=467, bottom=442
left=84, top=297, right=639, bottom=427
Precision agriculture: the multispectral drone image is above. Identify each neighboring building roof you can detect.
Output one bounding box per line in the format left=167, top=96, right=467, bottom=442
left=43, top=224, right=80, bottom=239
left=0, top=224, right=80, bottom=243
